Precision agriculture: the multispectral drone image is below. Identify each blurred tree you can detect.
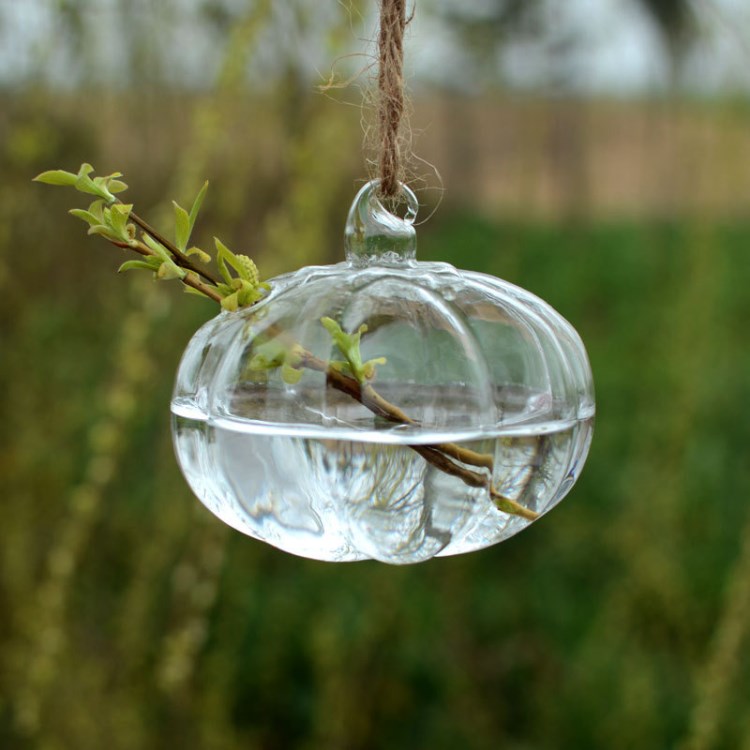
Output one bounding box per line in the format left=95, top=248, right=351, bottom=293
left=428, top=0, right=546, bottom=90
left=427, top=0, right=698, bottom=92
left=53, top=0, right=91, bottom=85
left=115, top=0, right=164, bottom=88
left=199, top=0, right=235, bottom=32
left=635, top=0, right=697, bottom=88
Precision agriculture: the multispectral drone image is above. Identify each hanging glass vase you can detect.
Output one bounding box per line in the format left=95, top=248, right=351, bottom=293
left=171, top=181, right=594, bottom=564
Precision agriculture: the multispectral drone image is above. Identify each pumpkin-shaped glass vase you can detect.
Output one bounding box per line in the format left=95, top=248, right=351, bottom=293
left=172, top=182, right=594, bottom=564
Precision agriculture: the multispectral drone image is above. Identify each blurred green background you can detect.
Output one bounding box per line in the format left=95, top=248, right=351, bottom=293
left=2, top=1, right=750, bottom=748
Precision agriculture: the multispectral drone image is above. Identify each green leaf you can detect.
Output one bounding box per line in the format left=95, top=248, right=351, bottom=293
left=220, top=291, right=240, bottom=311
left=328, top=360, right=353, bottom=377
left=213, top=239, right=265, bottom=306
left=237, top=282, right=263, bottom=307
left=74, top=164, right=115, bottom=202
left=87, top=224, right=116, bottom=239
left=33, top=169, right=78, bottom=186
left=321, top=316, right=343, bottom=338
left=248, top=339, right=286, bottom=370
left=69, top=208, right=102, bottom=226
left=215, top=237, right=236, bottom=285
left=142, top=234, right=172, bottom=261
left=87, top=200, right=105, bottom=222
left=173, top=202, right=190, bottom=251
left=281, top=363, right=303, bottom=385
left=118, top=259, right=160, bottom=273
left=321, top=317, right=385, bottom=383
left=74, top=168, right=94, bottom=192
left=76, top=176, right=108, bottom=201
left=362, top=357, right=387, bottom=380
left=188, top=181, right=209, bottom=233
left=108, top=203, right=133, bottom=238
left=108, top=179, right=128, bottom=194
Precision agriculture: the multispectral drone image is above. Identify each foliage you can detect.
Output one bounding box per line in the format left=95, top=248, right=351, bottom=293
left=321, top=317, right=387, bottom=383
left=32, top=165, right=390, bottom=385
left=34, top=164, right=269, bottom=309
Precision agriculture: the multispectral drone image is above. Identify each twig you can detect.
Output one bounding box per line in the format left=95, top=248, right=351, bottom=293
left=113, top=237, right=223, bottom=304
left=300, top=350, right=539, bottom=520
left=110, top=232, right=530, bottom=518
left=298, top=349, right=495, bottom=471
left=99, top=198, right=534, bottom=520
left=360, top=382, right=494, bottom=470
left=128, top=210, right=221, bottom=286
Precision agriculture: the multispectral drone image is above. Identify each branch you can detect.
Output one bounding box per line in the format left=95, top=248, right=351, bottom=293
left=34, top=165, right=537, bottom=521
left=128, top=210, right=221, bottom=286
left=298, top=350, right=495, bottom=471
left=113, top=237, right=224, bottom=304
left=299, top=350, right=538, bottom=520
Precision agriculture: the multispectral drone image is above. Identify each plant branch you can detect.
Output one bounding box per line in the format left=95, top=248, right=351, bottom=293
left=295, top=347, right=494, bottom=471
left=360, top=382, right=494, bottom=470
left=180, top=272, right=223, bottom=304
left=35, top=165, right=535, bottom=521
left=112, top=237, right=224, bottom=304
left=128, top=210, right=221, bottom=286
left=299, top=350, right=538, bottom=520
left=113, top=234, right=534, bottom=519
left=104, top=237, right=530, bottom=518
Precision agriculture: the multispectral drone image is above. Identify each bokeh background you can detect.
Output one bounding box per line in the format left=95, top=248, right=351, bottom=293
left=2, top=1, right=750, bottom=748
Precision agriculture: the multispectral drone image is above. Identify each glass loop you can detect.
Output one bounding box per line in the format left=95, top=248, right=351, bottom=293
left=345, top=179, right=419, bottom=266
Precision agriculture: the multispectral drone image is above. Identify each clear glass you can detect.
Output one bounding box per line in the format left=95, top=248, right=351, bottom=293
left=171, top=181, right=595, bottom=564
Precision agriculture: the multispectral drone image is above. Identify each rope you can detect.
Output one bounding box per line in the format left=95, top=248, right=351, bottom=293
left=377, top=0, right=408, bottom=198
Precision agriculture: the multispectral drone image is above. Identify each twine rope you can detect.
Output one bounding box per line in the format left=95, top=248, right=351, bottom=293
left=377, top=0, right=408, bottom=198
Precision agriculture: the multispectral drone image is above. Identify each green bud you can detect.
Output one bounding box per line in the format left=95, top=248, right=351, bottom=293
left=236, top=255, right=259, bottom=284
left=186, top=246, right=211, bottom=264
left=321, top=317, right=386, bottom=383
left=362, top=357, right=387, bottom=380
left=220, top=291, right=240, bottom=312
left=281, top=363, right=303, bottom=384
left=157, top=260, right=186, bottom=281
